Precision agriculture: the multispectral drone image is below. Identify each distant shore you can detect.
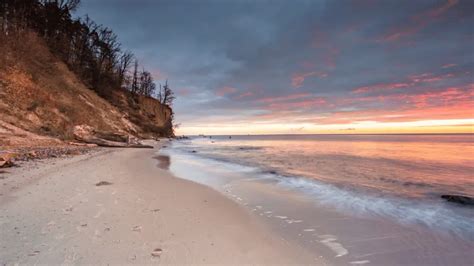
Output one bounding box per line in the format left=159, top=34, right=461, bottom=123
left=0, top=141, right=317, bottom=264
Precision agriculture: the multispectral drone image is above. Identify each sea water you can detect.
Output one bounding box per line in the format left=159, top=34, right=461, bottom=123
left=166, top=134, right=474, bottom=239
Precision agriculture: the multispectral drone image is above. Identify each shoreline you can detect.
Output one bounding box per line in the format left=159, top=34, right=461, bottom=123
left=161, top=145, right=474, bottom=266
left=0, top=142, right=319, bottom=264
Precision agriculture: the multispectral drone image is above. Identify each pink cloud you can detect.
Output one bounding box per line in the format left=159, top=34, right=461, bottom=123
left=291, top=71, right=328, bottom=88
left=266, top=97, right=327, bottom=111
left=442, top=63, right=457, bottom=69
left=313, top=88, right=473, bottom=125
left=350, top=84, right=473, bottom=108
left=252, top=93, right=328, bottom=112
left=379, top=0, right=458, bottom=42
left=234, top=91, right=254, bottom=99
left=257, top=93, right=312, bottom=103
left=175, top=87, right=191, bottom=96
left=407, top=86, right=474, bottom=108
left=215, top=86, right=237, bottom=96
left=353, top=72, right=458, bottom=94
left=248, top=85, right=473, bottom=126
left=149, top=68, right=166, bottom=80
left=353, top=82, right=410, bottom=94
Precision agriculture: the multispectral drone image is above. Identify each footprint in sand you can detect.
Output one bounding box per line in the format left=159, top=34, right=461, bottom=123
left=28, top=250, right=40, bottom=256
left=318, top=234, right=348, bottom=257
left=41, top=221, right=56, bottom=234
left=350, top=260, right=370, bottom=265
left=94, top=229, right=102, bottom=239
left=95, top=181, right=113, bottom=186
left=94, top=209, right=104, bottom=218
left=132, top=225, right=142, bottom=232
left=285, top=219, right=303, bottom=224
left=151, top=248, right=163, bottom=258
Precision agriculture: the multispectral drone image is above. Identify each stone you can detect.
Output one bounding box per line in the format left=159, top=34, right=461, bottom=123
left=441, top=194, right=474, bottom=206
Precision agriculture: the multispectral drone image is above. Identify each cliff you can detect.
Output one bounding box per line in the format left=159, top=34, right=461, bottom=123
left=0, top=32, right=173, bottom=149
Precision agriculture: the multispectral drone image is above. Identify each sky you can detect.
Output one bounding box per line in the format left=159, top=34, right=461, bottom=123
left=77, top=0, right=474, bottom=135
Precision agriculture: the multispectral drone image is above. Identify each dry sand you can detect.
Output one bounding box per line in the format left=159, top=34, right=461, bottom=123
left=0, top=143, right=318, bottom=265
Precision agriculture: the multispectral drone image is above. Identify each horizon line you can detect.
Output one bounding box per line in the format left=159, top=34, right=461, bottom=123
left=182, top=132, right=474, bottom=136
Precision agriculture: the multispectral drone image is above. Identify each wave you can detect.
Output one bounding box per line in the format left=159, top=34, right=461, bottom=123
left=273, top=176, right=474, bottom=240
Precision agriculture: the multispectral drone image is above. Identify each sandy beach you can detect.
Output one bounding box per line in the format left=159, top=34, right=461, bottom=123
left=1, top=1, right=472, bottom=265
left=0, top=143, right=319, bottom=265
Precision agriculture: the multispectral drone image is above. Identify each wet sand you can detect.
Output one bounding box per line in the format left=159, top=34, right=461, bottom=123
left=0, top=143, right=319, bottom=264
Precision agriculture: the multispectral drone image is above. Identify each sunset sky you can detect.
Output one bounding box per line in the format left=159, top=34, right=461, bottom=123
left=78, top=0, right=473, bottom=135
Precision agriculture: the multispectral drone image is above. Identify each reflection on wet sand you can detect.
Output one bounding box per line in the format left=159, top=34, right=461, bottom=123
left=153, top=155, right=170, bottom=170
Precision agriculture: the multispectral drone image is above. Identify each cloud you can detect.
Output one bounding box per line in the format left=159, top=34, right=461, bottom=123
left=215, top=86, right=237, bottom=97
left=442, top=63, right=457, bottom=69
left=352, top=71, right=463, bottom=94
left=234, top=91, right=254, bottom=99
left=76, top=0, right=474, bottom=134
left=291, top=71, right=328, bottom=88
left=379, top=0, right=459, bottom=42
left=353, top=82, right=410, bottom=94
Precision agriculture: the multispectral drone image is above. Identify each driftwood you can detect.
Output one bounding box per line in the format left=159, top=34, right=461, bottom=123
left=0, top=153, right=16, bottom=168
left=73, top=125, right=153, bottom=148
left=0, top=159, right=14, bottom=168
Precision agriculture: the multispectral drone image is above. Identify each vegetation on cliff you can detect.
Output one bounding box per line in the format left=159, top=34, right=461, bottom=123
left=0, top=0, right=175, bottom=148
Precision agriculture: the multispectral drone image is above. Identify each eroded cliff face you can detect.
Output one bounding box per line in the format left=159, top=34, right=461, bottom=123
left=0, top=33, right=173, bottom=149
left=110, top=90, right=174, bottom=138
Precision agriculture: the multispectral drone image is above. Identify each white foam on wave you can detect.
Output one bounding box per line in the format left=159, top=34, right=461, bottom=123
left=274, top=176, right=474, bottom=239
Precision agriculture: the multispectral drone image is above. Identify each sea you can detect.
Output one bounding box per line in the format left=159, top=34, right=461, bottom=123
left=159, top=134, right=474, bottom=265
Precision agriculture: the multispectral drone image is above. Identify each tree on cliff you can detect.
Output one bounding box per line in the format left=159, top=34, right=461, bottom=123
left=131, top=60, right=139, bottom=94
left=157, top=80, right=175, bottom=106
left=138, top=70, right=155, bottom=97
left=0, top=0, right=172, bottom=100
left=118, top=51, right=133, bottom=87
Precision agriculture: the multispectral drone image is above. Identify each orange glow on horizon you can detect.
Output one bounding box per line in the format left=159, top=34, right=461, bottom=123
left=176, top=119, right=474, bottom=135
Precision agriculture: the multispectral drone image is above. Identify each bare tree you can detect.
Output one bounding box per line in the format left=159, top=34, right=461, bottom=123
left=161, top=80, right=175, bottom=106
left=118, top=50, right=133, bottom=87
left=156, top=83, right=163, bottom=103
left=139, top=70, right=155, bottom=97
left=40, top=0, right=80, bottom=12
left=131, top=59, right=139, bottom=94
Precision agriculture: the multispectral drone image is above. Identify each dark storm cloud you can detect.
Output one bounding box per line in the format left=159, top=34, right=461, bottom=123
left=77, top=0, right=474, bottom=128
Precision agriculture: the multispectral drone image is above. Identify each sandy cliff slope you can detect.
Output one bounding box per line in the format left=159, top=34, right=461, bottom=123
left=0, top=32, right=173, bottom=149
